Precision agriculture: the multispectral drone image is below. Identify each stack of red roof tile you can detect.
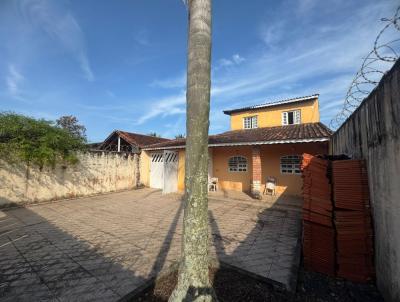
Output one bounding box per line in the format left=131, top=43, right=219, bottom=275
left=332, top=160, right=375, bottom=282
left=302, top=153, right=335, bottom=276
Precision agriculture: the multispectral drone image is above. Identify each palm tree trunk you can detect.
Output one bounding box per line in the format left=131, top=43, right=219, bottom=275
left=169, top=0, right=215, bottom=301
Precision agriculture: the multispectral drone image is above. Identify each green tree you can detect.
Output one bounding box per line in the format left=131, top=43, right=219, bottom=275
left=0, top=112, right=87, bottom=168
left=56, top=115, right=87, bottom=140
left=169, top=0, right=215, bottom=301
left=147, top=132, right=161, bottom=137
left=175, top=134, right=185, bottom=139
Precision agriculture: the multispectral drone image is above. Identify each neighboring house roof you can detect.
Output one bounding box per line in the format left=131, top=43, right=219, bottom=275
left=143, top=122, right=332, bottom=150
left=100, top=130, right=170, bottom=149
left=223, top=94, right=319, bottom=115
left=87, top=142, right=103, bottom=150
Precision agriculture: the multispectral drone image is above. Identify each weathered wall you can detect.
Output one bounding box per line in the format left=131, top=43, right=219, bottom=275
left=0, top=151, right=138, bottom=206
left=140, top=151, right=151, bottom=187
left=331, top=60, right=400, bottom=302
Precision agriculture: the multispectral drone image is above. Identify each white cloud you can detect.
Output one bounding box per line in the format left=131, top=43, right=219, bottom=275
left=160, top=116, right=186, bottom=138
left=260, top=21, right=286, bottom=48
left=19, top=0, right=94, bottom=81
left=6, top=64, right=24, bottom=98
left=150, top=72, right=186, bottom=89
left=129, top=1, right=396, bottom=132
left=232, top=54, right=245, bottom=64
left=213, top=3, right=394, bottom=103
left=216, top=53, right=245, bottom=69
left=135, top=92, right=186, bottom=125
left=218, top=58, right=234, bottom=67
left=54, top=0, right=396, bottom=135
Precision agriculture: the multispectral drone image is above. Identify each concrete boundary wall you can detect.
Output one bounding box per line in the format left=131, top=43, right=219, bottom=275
left=0, top=151, right=139, bottom=207
left=331, top=60, right=400, bottom=302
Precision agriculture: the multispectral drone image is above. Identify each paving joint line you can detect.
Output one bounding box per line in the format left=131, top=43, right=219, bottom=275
left=42, top=204, right=145, bottom=252
left=7, top=234, right=61, bottom=302
left=33, top=230, right=123, bottom=299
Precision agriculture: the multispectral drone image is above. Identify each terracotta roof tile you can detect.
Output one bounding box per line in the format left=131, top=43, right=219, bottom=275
left=117, top=131, right=170, bottom=147
left=143, top=122, right=332, bottom=150
left=101, top=130, right=170, bottom=149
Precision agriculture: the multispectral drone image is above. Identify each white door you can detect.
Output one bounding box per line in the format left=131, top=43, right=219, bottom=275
left=163, top=150, right=179, bottom=194
left=150, top=152, right=164, bottom=189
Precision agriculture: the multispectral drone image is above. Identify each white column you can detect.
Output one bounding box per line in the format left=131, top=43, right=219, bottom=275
left=117, top=136, right=121, bottom=152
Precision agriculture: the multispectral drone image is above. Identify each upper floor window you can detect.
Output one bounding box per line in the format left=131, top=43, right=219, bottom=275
left=228, top=156, right=248, bottom=172
left=282, top=110, right=301, bottom=125
left=280, top=155, right=301, bottom=175
left=243, top=116, right=258, bottom=129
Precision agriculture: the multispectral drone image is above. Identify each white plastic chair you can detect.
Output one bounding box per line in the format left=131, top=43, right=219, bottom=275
left=263, top=176, right=277, bottom=196
left=209, top=177, right=218, bottom=192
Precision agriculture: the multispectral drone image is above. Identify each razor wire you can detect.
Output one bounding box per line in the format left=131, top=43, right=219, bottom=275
left=329, top=6, right=400, bottom=129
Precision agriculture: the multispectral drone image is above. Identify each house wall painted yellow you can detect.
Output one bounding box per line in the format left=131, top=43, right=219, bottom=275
left=212, top=146, right=253, bottom=192
left=140, top=151, right=151, bottom=187
left=170, top=142, right=328, bottom=196
left=173, top=147, right=253, bottom=193
left=177, top=150, right=185, bottom=191
left=230, top=98, right=320, bottom=130
left=259, top=142, right=327, bottom=195
left=141, top=97, right=326, bottom=196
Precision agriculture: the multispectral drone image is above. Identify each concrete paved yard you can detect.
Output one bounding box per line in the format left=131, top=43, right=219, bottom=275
left=0, top=189, right=302, bottom=301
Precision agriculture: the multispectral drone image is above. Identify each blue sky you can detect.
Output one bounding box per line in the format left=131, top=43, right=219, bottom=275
left=0, top=0, right=398, bottom=142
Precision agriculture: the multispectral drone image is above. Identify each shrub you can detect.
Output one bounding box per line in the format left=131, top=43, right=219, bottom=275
left=0, top=112, right=87, bottom=168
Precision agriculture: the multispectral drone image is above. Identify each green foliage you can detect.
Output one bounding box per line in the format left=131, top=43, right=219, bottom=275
left=0, top=112, right=87, bottom=168
left=175, top=134, right=185, bottom=139
left=56, top=115, right=87, bottom=140
left=147, top=132, right=161, bottom=137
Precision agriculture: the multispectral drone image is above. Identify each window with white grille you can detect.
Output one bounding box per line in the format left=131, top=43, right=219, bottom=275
left=243, top=116, right=258, bottom=129
left=280, top=155, right=301, bottom=174
left=228, top=156, right=248, bottom=172
left=282, top=110, right=301, bottom=125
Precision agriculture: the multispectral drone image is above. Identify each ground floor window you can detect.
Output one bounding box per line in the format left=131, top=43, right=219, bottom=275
left=228, top=156, right=248, bottom=172
left=280, top=155, right=301, bottom=174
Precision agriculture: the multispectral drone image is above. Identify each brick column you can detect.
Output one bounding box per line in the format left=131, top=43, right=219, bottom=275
left=251, top=147, right=262, bottom=199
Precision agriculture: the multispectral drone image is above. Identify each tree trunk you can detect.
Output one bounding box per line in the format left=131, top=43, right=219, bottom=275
left=169, top=0, right=215, bottom=301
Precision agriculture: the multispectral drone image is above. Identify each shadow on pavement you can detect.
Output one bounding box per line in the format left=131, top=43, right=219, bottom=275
left=0, top=190, right=301, bottom=301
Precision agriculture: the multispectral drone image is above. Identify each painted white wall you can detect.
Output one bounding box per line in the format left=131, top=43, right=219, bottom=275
left=0, top=152, right=138, bottom=206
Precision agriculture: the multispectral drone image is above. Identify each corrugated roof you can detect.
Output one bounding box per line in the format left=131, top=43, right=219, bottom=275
left=143, top=122, right=332, bottom=150
left=223, top=94, right=319, bottom=115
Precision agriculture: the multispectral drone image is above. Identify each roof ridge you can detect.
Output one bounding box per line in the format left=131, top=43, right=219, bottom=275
left=116, top=130, right=169, bottom=140
left=223, top=94, right=319, bottom=115
left=256, top=94, right=319, bottom=106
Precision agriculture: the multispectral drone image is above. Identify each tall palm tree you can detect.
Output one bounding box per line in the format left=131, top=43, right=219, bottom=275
left=169, top=0, right=215, bottom=301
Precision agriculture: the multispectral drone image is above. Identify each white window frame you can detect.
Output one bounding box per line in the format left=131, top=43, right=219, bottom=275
left=280, top=155, right=301, bottom=175
left=243, top=116, right=258, bottom=129
left=228, top=156, right=248, bottom=172
left=282, top=110, right=301, bottom=125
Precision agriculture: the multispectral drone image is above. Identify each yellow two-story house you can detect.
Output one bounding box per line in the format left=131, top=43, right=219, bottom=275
left=141, top=94, right=331, bottom=197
